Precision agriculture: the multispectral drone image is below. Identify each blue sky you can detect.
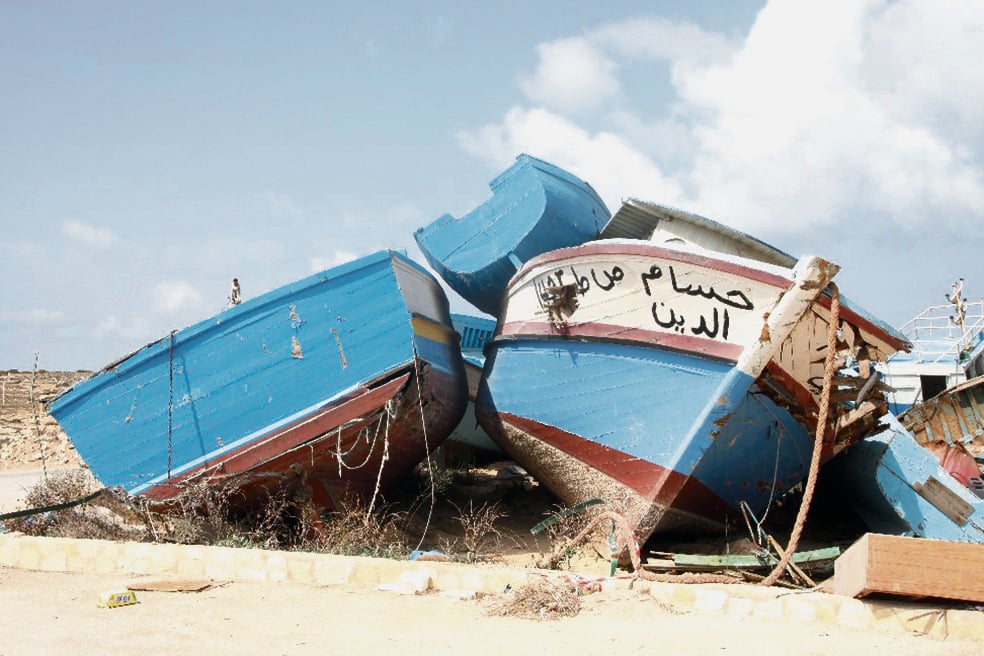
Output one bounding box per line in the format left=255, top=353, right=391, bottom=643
left=2, top=0, right=982, bottom=372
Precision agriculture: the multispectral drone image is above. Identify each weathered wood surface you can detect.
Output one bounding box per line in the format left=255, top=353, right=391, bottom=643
left=834, top=532, right=984, bottom=602
left=646, top=546, right=840, bottom=572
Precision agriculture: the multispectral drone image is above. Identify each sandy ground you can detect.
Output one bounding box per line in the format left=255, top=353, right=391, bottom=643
left=1, top=567, right=979, bottom=656
left=2, top=372, right=980, bottom=655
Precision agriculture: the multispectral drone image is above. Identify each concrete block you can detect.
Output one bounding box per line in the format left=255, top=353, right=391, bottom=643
left=264, top=552, right=288, bottom=583
left=751, top=598, right=784, bottom=621
left=693, top=588, right=728, bottom=612
left=836, top=597, right=875, bottom=630
left=781, top=596, right=818, bottom=623
left=144, top=543, right=181, bottom=575
left=202, top=546, right=237, bottom=580
left=285, top=552, right=317, bottom=583
left=724, top=596, right=755, bottom=617
left=174, top=545, right=208, bottom=578
left=37, top=538, right=68, bottom=571
left=311, top=555, right=356, bottom=586
left=233, top=548, right=271, bottom=582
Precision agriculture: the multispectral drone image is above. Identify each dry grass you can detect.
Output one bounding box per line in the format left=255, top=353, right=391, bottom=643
left=482, top=577, right=582, bottom=620
left=4, top=470, right=140, bottom=541
left=3, top=464, right=546, bottom=564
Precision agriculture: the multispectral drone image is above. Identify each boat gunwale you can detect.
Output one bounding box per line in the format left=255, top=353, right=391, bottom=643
left=47, top=249, right=441, bottom=411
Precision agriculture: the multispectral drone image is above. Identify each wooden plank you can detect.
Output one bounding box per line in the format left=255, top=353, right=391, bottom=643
left=672, top=546, right=840, bottom=569
left=834, top=533, right=984, bottom=602
left=913, top=476, right=973, bottom=525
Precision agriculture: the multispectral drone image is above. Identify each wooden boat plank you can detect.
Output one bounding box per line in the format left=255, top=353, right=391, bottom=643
left=834, top=533, right=984, bottom=602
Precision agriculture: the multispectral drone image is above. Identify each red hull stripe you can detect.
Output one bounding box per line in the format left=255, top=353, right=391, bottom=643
left=143, top=373, right=411, bottom=500
left=499, top=320, right=743, bottom=361
left=518, top=242, right=793, bottom=289
left=498, top=412, right=733, bottom=520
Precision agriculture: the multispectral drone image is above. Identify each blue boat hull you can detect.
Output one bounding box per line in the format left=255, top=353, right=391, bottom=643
left=414, top=154, right=611, bottom=315
left=477, top=339, right=820, bottom=536
left=827, top=413, right=984, bottom=542
left=48, top=250, right=468, bottom=510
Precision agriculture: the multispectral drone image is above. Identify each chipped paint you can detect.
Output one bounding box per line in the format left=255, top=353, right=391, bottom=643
left=330, top=328, right=348, bottom=368
left=291, top=336, right=303, bottom=359
left=288, top=304, right=304, bottom=328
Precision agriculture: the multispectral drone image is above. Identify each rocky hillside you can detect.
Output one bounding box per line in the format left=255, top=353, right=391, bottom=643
left=0, top=371, right=89, bottom=470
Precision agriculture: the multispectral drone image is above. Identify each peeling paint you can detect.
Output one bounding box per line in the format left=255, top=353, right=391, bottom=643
left=330, top=328, right=348, bottom=368
left=291, top=336, right=303, bottom=359
left=758, top=313, right=771, bottom=343
left=288, top=304, right=304, bottom=328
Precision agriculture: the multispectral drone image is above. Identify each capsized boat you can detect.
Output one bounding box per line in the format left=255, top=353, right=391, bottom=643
left=476, top=199, right=910, bottom=540
left=895, top=375, right=984, bottom=489
left=48, top=250, right=468, bottom=511
left=414, top=154, right=611, bottom=316
left=827, top=413, right=984, bottom=542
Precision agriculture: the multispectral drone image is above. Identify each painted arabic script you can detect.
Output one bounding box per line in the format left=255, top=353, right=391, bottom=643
left=533, top=260, right=756, bottom=341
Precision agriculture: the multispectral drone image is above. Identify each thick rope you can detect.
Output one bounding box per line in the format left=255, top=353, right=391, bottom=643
left=411, top=359, right=438, bottom=552
left=759, top=283, right=840, bottom=587
left=0, top=488, right=106, bottom=521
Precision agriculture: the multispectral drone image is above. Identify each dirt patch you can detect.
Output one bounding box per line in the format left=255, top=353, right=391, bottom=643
left=0, top=370, right=87, bottom=470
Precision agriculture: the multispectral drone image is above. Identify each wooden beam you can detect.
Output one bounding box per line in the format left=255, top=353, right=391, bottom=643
left=834, top=533, right=984, bottom=602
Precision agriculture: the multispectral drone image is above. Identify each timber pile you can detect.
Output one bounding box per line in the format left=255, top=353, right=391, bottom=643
left=0, top=371, right=88, bottom=469
left=834, top=532, right=984, bottom=603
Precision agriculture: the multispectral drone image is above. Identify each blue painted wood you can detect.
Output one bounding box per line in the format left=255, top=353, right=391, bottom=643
left=414, top=154, right=611, bottom=315
left=48, top=250, right=466, bottom=496
left=477, top=339, right=819, bottom=519
left=830, top=413, right=984, bottom=542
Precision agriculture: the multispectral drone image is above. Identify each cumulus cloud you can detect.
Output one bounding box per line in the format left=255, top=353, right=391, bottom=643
left=60, top=220, right=119, bottom=247
left=459, top=0, right=984, bottom=235
left=151, top=281, right=204, bottom=315
left=519, top=38, right=621, bottom=115
left=458, top=106, right=684, bottom=211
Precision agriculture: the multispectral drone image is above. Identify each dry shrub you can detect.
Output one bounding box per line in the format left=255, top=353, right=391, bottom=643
left=483, top=577, right=581, bottom=620
left=313, top=496, right=410, bottom=558
left=4, top=470, right=140, bottom=541
left=136, top=482, right=241, bottom=545
left=534, top=503, right=596, bottom=570
left=450, top=500, right=508, bottom=559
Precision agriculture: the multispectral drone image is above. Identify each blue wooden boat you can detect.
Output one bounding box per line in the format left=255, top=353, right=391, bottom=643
left=476, top=199, right=910, bottom=540
left=47, top=250, right=468, bottom=511
left=414, top=154, right=611, bottom=316
left=827, top=412, right=984, bottom=542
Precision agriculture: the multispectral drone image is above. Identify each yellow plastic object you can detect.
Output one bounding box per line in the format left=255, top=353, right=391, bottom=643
left=97, top=589, right=138, bottom=608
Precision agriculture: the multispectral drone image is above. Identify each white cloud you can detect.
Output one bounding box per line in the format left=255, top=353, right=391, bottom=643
left=589, top=16, right=738, bottom=66
left=460, top=0, right=984, bottom=237
left=151, top=281, right=204, bottom=315
left=60, top=220, right=119, bottom=247
left=457, top=106, right=684, bottom=212
left=519, top=38, right=621, bottom=115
